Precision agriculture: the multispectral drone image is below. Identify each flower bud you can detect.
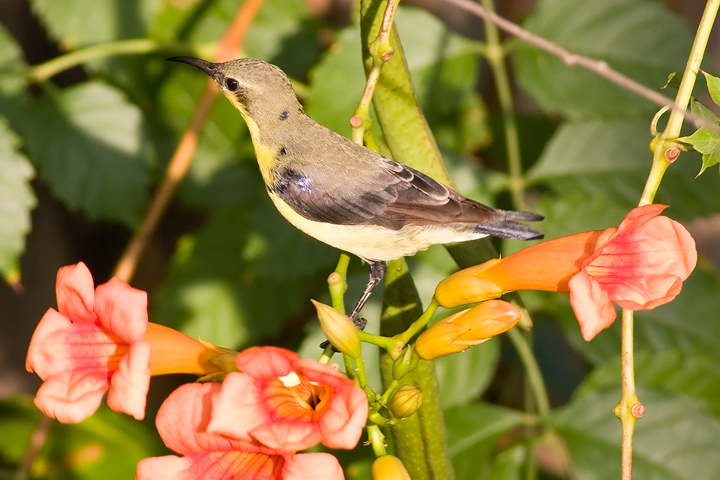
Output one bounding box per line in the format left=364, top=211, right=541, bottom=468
left=392, top=345, right=420, bottom=380
left=371, top=455, right=412, bottom=480
left=311, top=300, right=362, bottom=358
left=434, top=259, right=504, bottom=308
left=415, top=300, right=520, bottom=360
left=389, top=384, right=423, bottom=419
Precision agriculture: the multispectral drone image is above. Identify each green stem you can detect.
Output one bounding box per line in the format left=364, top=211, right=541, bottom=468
left=367, top=425, right=388, bottom=457
left=639, top=0, right=719, bottom=205
left=506, top=327, right=550, bottom=415
left=614, top=309, right=640, bottom=480
left=318, top=348, right=334, bottom=364
left=28, top=39, right=171, bottom=83
left=358, top=330, right=399, bottom=353
left=480, top=0, right=526, bottom=210
left=628, top=4, right=718, bottom=479
left=355, top=356, right=368, bottom=388
left=378, top=259, right=453, bottom=480
left=329, top=253, right=351, bottom=314
left=379, top=379, right=400, bottom=405
left=396, top=297, right=439, bottom=345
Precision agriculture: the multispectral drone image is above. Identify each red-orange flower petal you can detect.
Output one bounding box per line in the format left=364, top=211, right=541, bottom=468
left=569, top=204, right=697, bottom=340
left=25, top=262, right=150, bottom=423
left=208, top=347, right=368, bottom=453
left=137, top=383, right=344, bottom=480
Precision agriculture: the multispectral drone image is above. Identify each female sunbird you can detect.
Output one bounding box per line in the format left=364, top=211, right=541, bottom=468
left=169, top=56, right=543, bottom=318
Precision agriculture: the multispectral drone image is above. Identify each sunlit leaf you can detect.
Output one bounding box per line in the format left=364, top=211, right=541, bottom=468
left=31, top=0, right=160, bottom=48
left=151, top=202, right=335, bottom=348
left=23, top=82, right=150, bottom=226
left=702, top=71, right=720, bottom=107
left=0, top=119, right=35, bottom=285
left=513, top=0, right=692, bottom=118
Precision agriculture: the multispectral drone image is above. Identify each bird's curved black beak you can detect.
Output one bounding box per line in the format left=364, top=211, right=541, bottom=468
left=166, top=56, right=218, bottom=77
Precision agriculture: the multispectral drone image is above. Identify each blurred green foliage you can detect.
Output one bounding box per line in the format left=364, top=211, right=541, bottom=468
left=2, top=0, right=719, bottom=478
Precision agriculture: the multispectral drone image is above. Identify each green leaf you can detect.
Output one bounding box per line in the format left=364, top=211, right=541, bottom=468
left=446, top=402, right=524, bottom=480
left=690, top=97, right=720, bottom=124
left=151, top=202, right=335, bottom=348
left=435, top=338, right=500, bottom=408
left=244, top=0, right=321, bottom=77
left=678, top=125, right=720, bottom=176
left=0, top=119, right=36, bottom=284
left=0, top=397, right=164, bottom=479
left=580, top=349, right=720, bottom=418
left=306, top=26, right=368, bottom=139
left=677, top=100, right=720, bottom=176
left=395, top=8, right=489, bottom=154
left=23, top=82, right=150, bottom=227
left=528, top=119, right=720, bottom=223
left=702, top=70, right=720, bottom=107
left=551, top=388, right=720, bottom=480
left=513, top=0, right=692, bottom=119
left=483, top=445, right=525, bottom=480
left=0, top=22, right=26, bottom=95
left=698, top=150, right=720, bottom=175
left=661, top=72, right=681, bottom=91
left=678, top=127, right=720, bottom=154
left=30, top=0, right=160, bottom=48
left=307, top=8, right=489, bottom=163
left=0, top=23, right=29, bottom=128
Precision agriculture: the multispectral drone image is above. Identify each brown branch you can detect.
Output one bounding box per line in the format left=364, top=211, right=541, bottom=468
left=441, top=0, right=720, bottom=134
left=113, top=0, right=266, bottom=283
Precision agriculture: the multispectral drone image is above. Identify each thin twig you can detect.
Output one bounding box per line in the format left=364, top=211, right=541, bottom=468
left=18, top=415, right=53, bottom=479
left=351, top=0, right=401, bottom=145
left=441, top=0, right=720, bottom=134
left=28, top=39, right=167, bottom=83
left=113, top=0, right=266, bottom=282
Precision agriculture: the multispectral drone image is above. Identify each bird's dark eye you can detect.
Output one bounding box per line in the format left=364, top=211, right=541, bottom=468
left=224, top=78, right=239, bottom=92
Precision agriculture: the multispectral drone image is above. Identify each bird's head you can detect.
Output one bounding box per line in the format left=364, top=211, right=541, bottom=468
left=168, top=56, right=303, bottom=125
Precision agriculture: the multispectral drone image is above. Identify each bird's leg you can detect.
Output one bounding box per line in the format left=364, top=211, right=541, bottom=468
left=349, top=261, right=387, bottom=320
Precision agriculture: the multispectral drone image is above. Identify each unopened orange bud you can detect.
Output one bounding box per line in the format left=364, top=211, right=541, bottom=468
left=389, top=384, right=423, bottom=419
left=415, top=300, right=520, bottom=360
left=312, top=300, right=362, bottom=358
left=435, top=258, right=504, bottom=308
left=142, top=323, right=227, bottom=376
left=371, top=455, right=412, bottom=480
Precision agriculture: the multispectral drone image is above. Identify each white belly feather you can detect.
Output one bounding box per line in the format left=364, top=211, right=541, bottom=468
left=269, top=191, right=487, bottom=262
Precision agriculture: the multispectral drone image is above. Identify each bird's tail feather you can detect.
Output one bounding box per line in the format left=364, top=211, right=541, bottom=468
left=474, top=209, right=545, bottom=240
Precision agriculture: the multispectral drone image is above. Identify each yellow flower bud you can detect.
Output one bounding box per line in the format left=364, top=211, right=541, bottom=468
left=371, top=455, right=412, bottom=480
left=434, top=259, right=504, bottom=308
left=311, top=300, right=362, bottom=358
left=389, top=384, right=423, bottom=419
left=415, top=300, right=520, bottom=360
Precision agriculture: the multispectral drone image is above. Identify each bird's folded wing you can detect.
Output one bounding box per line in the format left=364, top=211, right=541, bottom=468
left=274, top=157, right=498, bottom=230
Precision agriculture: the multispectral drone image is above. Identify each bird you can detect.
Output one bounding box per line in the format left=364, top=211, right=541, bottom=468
left=168, top=56, right=544, bottom=319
